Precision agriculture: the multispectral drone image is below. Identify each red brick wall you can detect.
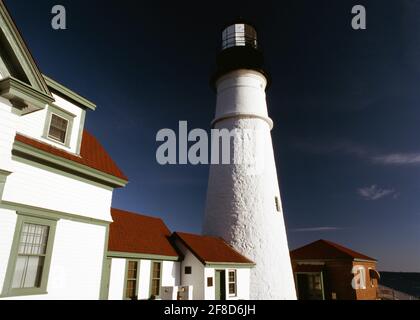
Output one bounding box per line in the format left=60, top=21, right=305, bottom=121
left=353, top=261, right=378, bottom=300
left=293, top=260, right=379, bottom=300
left=323, top=261, right=356, bottom=300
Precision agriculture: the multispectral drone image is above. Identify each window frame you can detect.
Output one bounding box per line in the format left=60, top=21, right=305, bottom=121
left=275, top=196, right=281, bottom=212
left=149, top=261, right=163, bottom=298
left=43, top=104, right=75, bottom=148
left=1, top=214, right=57, bottom=298
left=228, top=269, right=237, bottom=297
left=123, top=260, right=140, bottom=300
left=368, top=267, right=377, bottom=287
left=184, top=266, right=192, bottom=275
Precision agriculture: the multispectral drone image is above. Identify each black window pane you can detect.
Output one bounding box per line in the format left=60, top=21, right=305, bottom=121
left=48, top=114, right=68, bottom=143
left=125, top=280, right=137, bottom=299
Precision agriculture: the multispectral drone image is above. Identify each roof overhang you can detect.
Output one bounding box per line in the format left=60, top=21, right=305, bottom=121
left=354, top=258, right=378, bottom=263
left=107, top=251, right=180, bottom=262
left=0, top=77, right=54, bottom=114
left=0, top=200, right=111, bottom=226
left=0, top=2, right=52, bottom=96
left=204, top=262, right=256, bottom=269
left=12, top=139, right=128, bottom=188
left=43, top=75, right=96, bottom=111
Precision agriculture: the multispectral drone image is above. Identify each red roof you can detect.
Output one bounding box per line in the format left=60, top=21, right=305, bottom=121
left=15, top=131, right=128, bottom=182
left=108, top=208, right=179, bottom=258
left=290, top=239, right=376, bottom=262
left=174, top=232, right=254, bottom=265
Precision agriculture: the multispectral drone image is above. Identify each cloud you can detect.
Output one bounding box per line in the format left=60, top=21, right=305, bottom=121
left=357, top=185, right=396, bottom=201
left=294, top=138, right=420, bottom=167
left=290, top=227, right=344, bottom=233
left=372, top=153, right=420, bottom=165
left=293, top=139, right=369, bottom=158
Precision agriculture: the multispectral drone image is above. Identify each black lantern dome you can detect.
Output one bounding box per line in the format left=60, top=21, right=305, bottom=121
left=211, top=20, right=269, bottom=88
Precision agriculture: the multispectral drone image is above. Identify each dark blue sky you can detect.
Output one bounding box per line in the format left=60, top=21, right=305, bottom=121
left=6, top=0, right=420, bottom=271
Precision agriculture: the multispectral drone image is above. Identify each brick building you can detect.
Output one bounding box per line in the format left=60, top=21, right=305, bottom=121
left=290, top=240, right=380, bottom=300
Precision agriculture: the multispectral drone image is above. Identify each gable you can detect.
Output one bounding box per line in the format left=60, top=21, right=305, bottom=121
left=290, top=239, right=377, bottom=262
left=0, top=1, right=51, bottom=96
left=173, top=232, right=255, bottom=266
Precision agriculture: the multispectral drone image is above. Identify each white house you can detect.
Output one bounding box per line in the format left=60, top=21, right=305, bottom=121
left=105, top=208, right=181, bottom=300
left=172, top=232, right=254, bottom=300
left=0, top=1, right=255, bottom=300
left=103, top=209, right=255, bottom=301
left=0, top=0, right=128, bottom=300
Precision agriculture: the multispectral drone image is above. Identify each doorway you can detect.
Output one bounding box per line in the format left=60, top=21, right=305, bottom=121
left=215, top=270, right=226, bottom=300
left=296, top=273, right=324, bottom=300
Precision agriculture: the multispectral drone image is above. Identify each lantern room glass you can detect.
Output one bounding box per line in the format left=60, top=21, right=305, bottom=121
left=222, top=24, right=258, bottom=50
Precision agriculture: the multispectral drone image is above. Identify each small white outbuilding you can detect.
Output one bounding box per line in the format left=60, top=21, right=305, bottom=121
left=105, top=208, right=181, bottom=300
left=173, top=232, right=255, bottom=300
left=102, top=208, right=255, bottom=300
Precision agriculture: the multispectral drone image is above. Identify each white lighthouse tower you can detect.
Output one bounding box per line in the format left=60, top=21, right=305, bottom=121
left=203, top=21, right=297, bottom=300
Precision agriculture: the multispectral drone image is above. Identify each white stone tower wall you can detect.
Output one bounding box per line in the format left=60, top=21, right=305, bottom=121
left=203, top=69, right=297, bottom=300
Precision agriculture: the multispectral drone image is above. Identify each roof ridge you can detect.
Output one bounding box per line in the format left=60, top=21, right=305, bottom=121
left=321, top=239, right=374, bottom=259
left=111, top=207, right=165, bottom=221
left=175, top=231, right=214, bottom=238
left=292, top=239, right=376, bottom=261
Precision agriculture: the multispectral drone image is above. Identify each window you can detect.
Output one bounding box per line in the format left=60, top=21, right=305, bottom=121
left=185, top=266, right=192, bottom=275
left=48, top=114, right=68, bottom=144
left=12, top=223, right=49, bottom=289
left=43, top=105, right=75, bottom=147
left=207, top=277, right=213, bottom=287
left=275, top=197, right=281, bottom=212
left=150, top=262, right=162, bottom=297
left=296, top=273, right=324, bottom=300
left=125, top=261, right=138, bottom=300
left=368, top=268, right=380, bottom=287
left=3, top=215, right=56, bottom=297
left=308, top=274, right=322, bottom=291
left=370, top=275, right=375, bottom=287
left=228, top=270, right=237, bottom=296
left=222, top=24, right=257, bottom=50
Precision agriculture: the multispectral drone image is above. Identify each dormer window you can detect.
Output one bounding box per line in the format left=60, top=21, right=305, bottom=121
left=48, top=114, right=68, bottom=143
left=43, top=105, right=75, bottom=147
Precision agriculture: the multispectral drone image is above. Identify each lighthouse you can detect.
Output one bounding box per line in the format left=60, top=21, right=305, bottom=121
left=203, top=21, right=297, bottom=300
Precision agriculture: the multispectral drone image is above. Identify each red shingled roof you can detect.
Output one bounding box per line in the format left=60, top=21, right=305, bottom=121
left=109, top=208, right=179, bottom=258
left=290, top=239, right=376, bottom=261
left=15, top=131, right=128, bottom=181
left=174, top=232, right=254, bottom=265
